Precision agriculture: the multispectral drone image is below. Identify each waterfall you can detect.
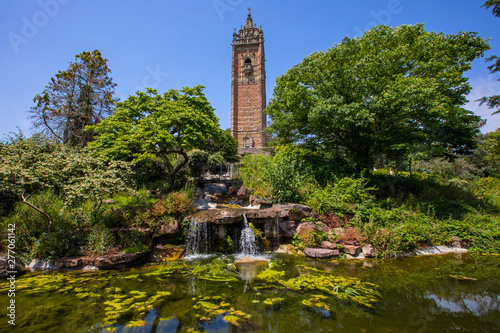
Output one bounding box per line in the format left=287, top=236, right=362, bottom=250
left=185, top=219, right=211, bottom=255
left=274, top=216, right=281, bottom=250
left=239, top=214, right=258, bottom=255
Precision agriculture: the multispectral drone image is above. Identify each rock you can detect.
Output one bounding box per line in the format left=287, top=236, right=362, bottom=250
left=249, top=195, right=272, bottom=207
left=304, top=247, right=340, bottom=259
left=234, top=256, right=271, bottom=280
left=158, top=220, right=180, bottom=236
left=297, top=221, right=328, bottom=236
left=414, top=246, right=467, bottom=256
left=95, top=252, right=148, bottom=269
left=227, top=186, right=239, bottom=195
left=216, top=225, right=227, bottom=239
left=54, top=257, right=83, bottom=268
left=234, top=256, right=270, bottom=265
left=362, top=244, right=376, bottom=258
left=237, top=186, right=251, bottom=200
left=150, top=245, right=184, bottom=263
left=276, top=244, right=295, bottom=255
left=321, top=241, right=336, bottom=250
left=343, top=244, right=362, bottom=256
left=27, top=259, right=59, bottom=272
left=0, top=255, right=26, bottom=278
left=279, top=220, right=297, bottom=238
left=346, top=253, right=365, bottom=259
left=82, top=265, right=98, bottom=272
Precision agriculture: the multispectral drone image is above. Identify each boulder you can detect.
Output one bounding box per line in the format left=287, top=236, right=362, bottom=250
left=296, top=221, right=328, bottom=236
left=237, top=186, right=251, bottom=200
left=27, top=259, right=59, bottom=272
left=321, top=241, right=336, bottom=250
left=279, top=220, right=297, bottom=238
left=249, top=195, right=272, bottom=207
left=158, top=219, right=180, bottom=236
left=362, top=244, right=376, bottom=258
left=0, top=255, right=26, bottom=278
left=54, top=257, right=84, bottom=268
left=304, top=247, right=340, bottom=259
left=95, top=252, right=148, bottom=269
left=343, top=244, right=362, bottom=256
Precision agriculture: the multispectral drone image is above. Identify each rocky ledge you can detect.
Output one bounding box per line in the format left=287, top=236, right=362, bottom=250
left=25, top=251, right=150, bottom=272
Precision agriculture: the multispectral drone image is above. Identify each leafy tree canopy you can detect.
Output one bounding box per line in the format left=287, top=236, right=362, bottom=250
left=86, top=85, right=223, bottom=176
left=0, top=133, right=132, bottom=231
left=265, top=24, right=489, bottom=171
left=29, top=50, right=116, bottom=147
left=479, top=0, right=500, bottom=114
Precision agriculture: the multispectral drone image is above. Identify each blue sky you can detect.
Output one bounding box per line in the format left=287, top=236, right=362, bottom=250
left=1, top=0, right=499, bottom=139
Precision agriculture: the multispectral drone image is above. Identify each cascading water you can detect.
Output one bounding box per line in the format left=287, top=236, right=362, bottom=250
left=274, top=216, right=281, bottom=250
left=239, top=214, right=258, bottom=255
left=185, top=219, right=211, bottom=255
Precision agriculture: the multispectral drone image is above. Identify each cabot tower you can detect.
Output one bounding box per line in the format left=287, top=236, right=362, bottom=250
left=231, top=8, right=266, bottom=151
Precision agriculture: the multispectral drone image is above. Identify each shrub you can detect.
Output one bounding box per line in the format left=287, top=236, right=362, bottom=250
left=86, top=227, right=115, bottom=256
left=336, top=227, right=367, bottom=246
left=305, top=176, right=376, bottom=215
left=31, top=230, right=80, bottom=260
left=294, top=222, right=329, bottom=249
left=187, top=149, right=209, bottom=177
left=236, top=154, right=272, bottom=198
left=207, top=152, right=226, bottom=173
left=266, top=147, right=304, bottom=203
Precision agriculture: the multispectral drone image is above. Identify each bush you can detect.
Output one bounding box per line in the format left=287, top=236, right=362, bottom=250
left=31, top=230, right=80, bottom=260
left=187, top=149, right=209, bottom=177
left=2, top=190, right=77, bottom=253
left=266, top=147, right=304, bottom=203
left=207, top=152, right=226, bottom=173
left=236, top=154, right=272, bottom=198
left=305, top=176, right=376, bottom=215
left=86, top=227, right=115, bottom=256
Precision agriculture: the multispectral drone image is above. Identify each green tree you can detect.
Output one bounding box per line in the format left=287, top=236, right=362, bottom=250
left=265, top=24, right=489, bottom=171
left=0, top=134, right=131, bottom=232
left=479, top=1, right=500, bottom=114
left=86, top=86, right=222, bottom=177
left=29, top=50, right=116, bottom=147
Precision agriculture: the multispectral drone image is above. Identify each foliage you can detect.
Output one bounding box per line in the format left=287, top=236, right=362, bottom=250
left=29, top=50, right=116, bottom=147
left=2, top=190, right=78, bottom=255
left=187, top=149, right=209, bottom=177
left=0, top=134, right=132, bottom=222
left=207, top=152, right=226, bottom=173
left=336, top=227, right=367, bottom=246
left=294, top=222, right=329, bottom=249
left=266, top=24, right=489, bottom=170
left=305, top=176, right=376, bottom=216
left=480, top=1, right=500, bottom=114
left=87, top=86, right=223, bottom=177
left=483, top=0, right=500, bottom=17
left=236, top=153, right=272, bottom=198
left=266, top=146, right=305, bottom=203
left=86, top=227, right=115, bottom=256
left=208, top=128, right=238, bottom=163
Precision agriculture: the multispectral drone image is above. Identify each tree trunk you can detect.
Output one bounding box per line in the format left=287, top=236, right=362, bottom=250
left=21, top=191, right=53, bottom=233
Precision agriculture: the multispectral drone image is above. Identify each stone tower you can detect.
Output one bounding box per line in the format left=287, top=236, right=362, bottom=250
left=231, top=8, right=266, bottom=151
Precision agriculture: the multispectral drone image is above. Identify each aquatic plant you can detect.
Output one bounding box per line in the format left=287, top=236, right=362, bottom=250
left=192, top=296, right=251, bottom=327
left=190, top=259, right=239, bottom=282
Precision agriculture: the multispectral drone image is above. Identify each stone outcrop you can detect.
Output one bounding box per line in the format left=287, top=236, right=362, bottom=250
left=343, top=244, right=362, bottom=256
left=95, top=252, right=148, bottom=269
left=237, top=186, right=251, bottom=201
left=304, top=248, right=340, bottom=259
left=249, top=195, right=272, bottom=208
left=362, top=244, right=376, bottom=258
left=187, top=203, right=316, bottom=227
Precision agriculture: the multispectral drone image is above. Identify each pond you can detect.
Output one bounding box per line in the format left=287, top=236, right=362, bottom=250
left=1, top=253, right=499, bottom=333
